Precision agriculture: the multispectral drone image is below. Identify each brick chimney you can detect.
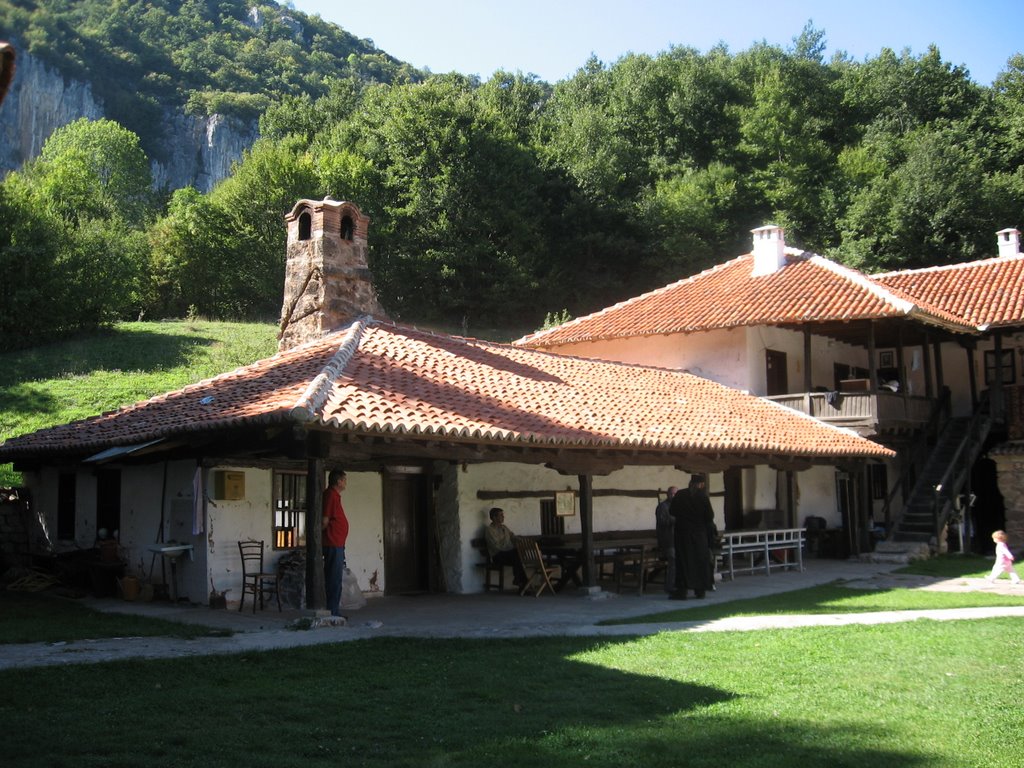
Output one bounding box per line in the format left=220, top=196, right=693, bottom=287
left=751, top=225, right=786, bottom=276
left=997, top=228, right=1021, bottom=258
left=278, top=199, right=388, bottom=351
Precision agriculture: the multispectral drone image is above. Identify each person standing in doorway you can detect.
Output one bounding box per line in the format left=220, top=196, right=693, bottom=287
left=655, top=486, right=678, bottom=594
left=669, top=474, right=715, bottom=599
left=322, top=469, right=350, bottom=616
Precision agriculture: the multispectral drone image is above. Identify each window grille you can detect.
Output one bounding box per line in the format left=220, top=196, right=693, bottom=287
left=273, top=471, right=307, bottom=549
left=540, top=498, right=564, bottom=536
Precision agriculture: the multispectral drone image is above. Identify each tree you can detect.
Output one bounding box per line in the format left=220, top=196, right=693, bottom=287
left=835, top=123, right=992, bottom=271
left=0, top=118, right=153, bottom=344
left=27, top=117, right=155, bottom=224
left=207, top=134, right=322, bottom=317
left=328, top=76, right=550, bottom=328
left=149, top=187, right=248, bottom=318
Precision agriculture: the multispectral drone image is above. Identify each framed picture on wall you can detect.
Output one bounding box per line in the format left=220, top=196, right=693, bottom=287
left=555, top=490, right=576, bottom=516
left=878, top=351, right=894, bottom=368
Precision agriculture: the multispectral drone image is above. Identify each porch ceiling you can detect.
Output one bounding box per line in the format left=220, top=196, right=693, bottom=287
left=778, top=316, right=973, bottom=349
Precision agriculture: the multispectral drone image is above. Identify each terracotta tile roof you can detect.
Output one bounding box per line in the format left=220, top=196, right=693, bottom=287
left=874, top=253, right=1024, bottom=329
left=0, top=318, right=892, bottom=462
left=516, top=250, right=975, bottom=348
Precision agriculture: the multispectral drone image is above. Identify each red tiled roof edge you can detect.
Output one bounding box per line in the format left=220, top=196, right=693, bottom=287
left=514, top=257, right=744, bottom=347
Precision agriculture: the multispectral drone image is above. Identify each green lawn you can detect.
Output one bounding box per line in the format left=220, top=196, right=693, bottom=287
left=1, top=619, right=1021, bottom=767
left=3, top=562, right=1023, bottom=767
left=603, top=555, right=1023, bottom=625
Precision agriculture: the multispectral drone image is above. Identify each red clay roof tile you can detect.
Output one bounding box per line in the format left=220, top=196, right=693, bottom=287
left=875, top=253, right=1024, bottom=329
left=516, top=251, right=975, bottom=348
left=0, top=319, right=891, bottom=462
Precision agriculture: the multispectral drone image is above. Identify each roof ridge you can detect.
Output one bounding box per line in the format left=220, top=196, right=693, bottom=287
left=808, top=254, right=917, bottom=316
left=289, top=318, right=369, bottom=422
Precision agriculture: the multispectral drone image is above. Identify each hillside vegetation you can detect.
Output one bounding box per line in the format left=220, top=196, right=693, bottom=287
left=0, top=6, right=1022, bottom=352
left=0, top=320, right=279, bottom=485
left=0, top=0, right=419, bottom=151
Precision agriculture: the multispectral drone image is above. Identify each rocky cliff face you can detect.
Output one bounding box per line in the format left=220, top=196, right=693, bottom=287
left=0, top=51, right=257, bottom=193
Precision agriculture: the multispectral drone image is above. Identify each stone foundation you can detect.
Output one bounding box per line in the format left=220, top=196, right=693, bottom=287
left=992, top=446, right=1024, bottom=547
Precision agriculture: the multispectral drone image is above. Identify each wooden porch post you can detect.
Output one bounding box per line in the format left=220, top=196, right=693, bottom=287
left=895, top=325, right=907, bottom=404
left=305, top=457, right=326, bottom=611
left=578, top=474, right=596, bottom=588
left=868, top=322, right=878, bottom=390
left=992, top=332, right=1005, bottom=422
left=803, top=329, right=812, bottom=392
left=933, top=340, right=945, bottom=392
left=965, top=343, right=978, bottom=410
left=923, top=332, right=934, bottom=399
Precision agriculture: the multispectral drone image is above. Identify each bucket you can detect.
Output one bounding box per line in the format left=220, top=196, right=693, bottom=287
left=118, top=575, right=140, bottom=601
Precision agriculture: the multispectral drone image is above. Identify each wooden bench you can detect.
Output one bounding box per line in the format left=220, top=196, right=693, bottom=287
left=471, top=537, right=513, bottom=592
left=718, top=528, right=805, bottom=580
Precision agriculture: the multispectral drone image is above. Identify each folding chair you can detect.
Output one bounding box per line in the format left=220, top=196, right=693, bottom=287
left=237, top=540, right=282, bottom=613
left=515, top=537, right=558, bottom=597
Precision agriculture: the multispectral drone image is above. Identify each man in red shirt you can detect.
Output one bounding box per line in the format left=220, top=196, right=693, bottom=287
left=322, top=469, right=350, bottom=616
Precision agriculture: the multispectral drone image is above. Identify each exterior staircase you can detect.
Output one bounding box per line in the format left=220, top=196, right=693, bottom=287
left=885, top=405, right=992, bottom=556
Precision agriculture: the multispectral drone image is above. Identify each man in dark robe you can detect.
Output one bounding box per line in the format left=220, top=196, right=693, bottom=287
left=669, top=474, right=715, bottom=599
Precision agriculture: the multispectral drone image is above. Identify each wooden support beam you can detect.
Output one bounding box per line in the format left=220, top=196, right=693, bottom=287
left=477, top=488, right=661, bottom=500
left=579, top=473, right=595, bottom=588
left=305, top=455, right=325, bottom=611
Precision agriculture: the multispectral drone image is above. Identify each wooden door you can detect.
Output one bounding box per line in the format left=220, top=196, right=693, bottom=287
left=382, top=473, right=431, bottom=595
left=724, top=467, right=744, bottom=531
left=765, top=349, right=788, bottom=396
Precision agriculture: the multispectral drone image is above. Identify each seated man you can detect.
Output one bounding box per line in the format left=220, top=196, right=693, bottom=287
left=484, top=507, right=527, bottom=587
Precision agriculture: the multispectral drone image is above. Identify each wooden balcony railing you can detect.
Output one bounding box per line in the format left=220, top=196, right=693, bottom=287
left=766, top=391, right=934, bottom=432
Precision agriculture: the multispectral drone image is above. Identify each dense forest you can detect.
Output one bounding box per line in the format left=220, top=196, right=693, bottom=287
left=0, top=1, right=1022, bottom=348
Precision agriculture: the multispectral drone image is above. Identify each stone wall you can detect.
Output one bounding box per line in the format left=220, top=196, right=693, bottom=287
left=992, top=446, right=1024, bottom=548
left=0, top=488, right=31, bottom=569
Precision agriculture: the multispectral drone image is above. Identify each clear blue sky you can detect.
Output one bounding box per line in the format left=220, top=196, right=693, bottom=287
left=290, top=0, right=1021, bottom=86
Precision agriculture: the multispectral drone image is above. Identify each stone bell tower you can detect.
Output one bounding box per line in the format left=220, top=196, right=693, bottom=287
left=278, top=198, right=388, bottom=351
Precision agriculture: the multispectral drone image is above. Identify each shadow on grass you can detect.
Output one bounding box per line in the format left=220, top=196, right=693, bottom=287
left=0, top=383, right=57, bottom=422
left=0, top=591, right=230, bottom=644
left=0, top=327, right=219, bottom=387
left=0, top=635, right=935, bottom=768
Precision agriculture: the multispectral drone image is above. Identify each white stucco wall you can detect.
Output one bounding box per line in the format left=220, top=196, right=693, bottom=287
left=538, top=328, right=748, bottom=389
left=204, top=466, right=384, bottom=605
left=795, top=465, right=841, bottom=527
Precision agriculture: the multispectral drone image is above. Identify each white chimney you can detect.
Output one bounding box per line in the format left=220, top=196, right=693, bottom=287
left=997, top=228, right=1020, bottom=258
left=751, top=225, right=786, bottom=276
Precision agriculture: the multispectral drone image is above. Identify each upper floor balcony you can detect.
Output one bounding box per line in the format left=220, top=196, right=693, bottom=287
left=767, top=385, right=934, bottom=437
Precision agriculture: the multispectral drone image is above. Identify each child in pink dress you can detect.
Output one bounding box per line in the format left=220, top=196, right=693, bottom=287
left=987, top=530, right=1021, bottom=584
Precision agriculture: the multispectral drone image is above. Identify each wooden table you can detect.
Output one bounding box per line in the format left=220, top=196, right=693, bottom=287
left=538, top=544, right=584, bottom=591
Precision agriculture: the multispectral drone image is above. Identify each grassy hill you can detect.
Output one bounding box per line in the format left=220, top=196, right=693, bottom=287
left=0, top=320, right=279, bottom=486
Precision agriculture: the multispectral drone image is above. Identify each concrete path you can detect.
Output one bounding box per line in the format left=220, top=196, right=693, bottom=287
left=3, top=559, right=1023, bottom=670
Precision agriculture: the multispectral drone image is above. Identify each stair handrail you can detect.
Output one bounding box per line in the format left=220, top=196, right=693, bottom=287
left=882, top=387, right=951, bottom=539
left=928, top=400, right=992, bottom=545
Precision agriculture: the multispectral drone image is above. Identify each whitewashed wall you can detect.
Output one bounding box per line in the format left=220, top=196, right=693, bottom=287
left=537, top=328, right=747, bottom=389
left=795, top=465, right=840, bottom=526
